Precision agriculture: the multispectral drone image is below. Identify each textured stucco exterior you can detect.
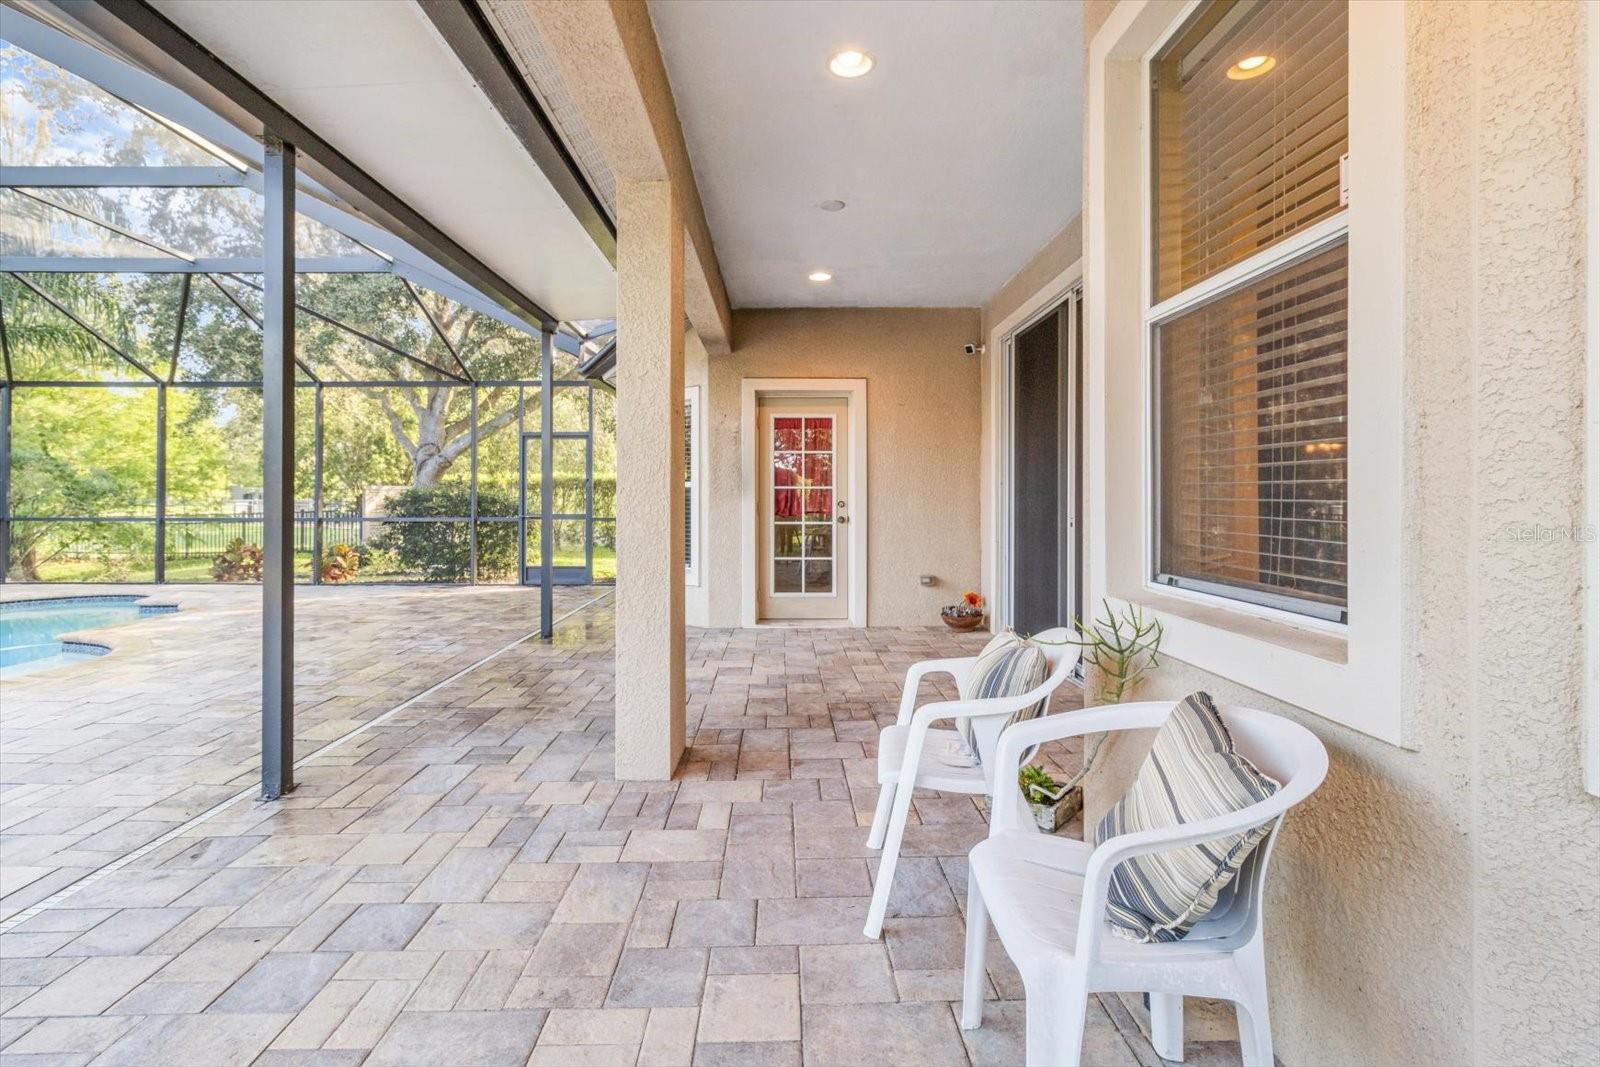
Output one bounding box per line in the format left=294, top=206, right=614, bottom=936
left=524, top=0, right=733, bottom=353
left=613, top=179, right=686, bottom=780
left=698, top=308, right=983, bottom=628
left=1080, top=2, right=1600, bottom=1064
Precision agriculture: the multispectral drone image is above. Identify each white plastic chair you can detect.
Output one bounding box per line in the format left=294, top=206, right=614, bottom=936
left=960, top=700, right=1328, bottom=1067
left=862, top=628, right=1080, bottom=940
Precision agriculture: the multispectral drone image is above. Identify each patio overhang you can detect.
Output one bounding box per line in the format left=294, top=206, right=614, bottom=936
left=25, top=0, right=619, bottom=327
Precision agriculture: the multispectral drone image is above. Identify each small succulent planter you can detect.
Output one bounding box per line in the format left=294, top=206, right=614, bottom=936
left=1019, top=764, right=1082, bottom=834
left=1030, top=784, right=1083, bottom=832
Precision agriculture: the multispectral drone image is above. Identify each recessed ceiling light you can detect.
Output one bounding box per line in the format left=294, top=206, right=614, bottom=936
left=808, top=270, right=833, bottom=283
left=828, top=49, right=874, bottom=78
left=1226, top=54, right=1276, bottom=80
left=820, top=199, right=846, bottom=212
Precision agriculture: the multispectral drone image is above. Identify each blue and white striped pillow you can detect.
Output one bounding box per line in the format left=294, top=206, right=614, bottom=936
left=954, top=633, right=1048, bottom=765
left=1094, top=692, right=1280, bottom=943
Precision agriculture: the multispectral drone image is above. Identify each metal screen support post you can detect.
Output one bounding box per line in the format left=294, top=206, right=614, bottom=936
left=312, top=384, right=324, bottom=585
left=154, top=383, right=166, bottom=582
left=539, top=331, right=554, bottom=638
left=261, top=135, right=296, bottom=800
left=0, top=387, right=9, bottom=582
left=469, top=384, right=479, bottom=583
left=516, top=387, right=526, bottom=582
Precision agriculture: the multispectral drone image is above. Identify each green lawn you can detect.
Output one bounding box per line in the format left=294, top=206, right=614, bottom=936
left=32, top=545, right=615, bottom=584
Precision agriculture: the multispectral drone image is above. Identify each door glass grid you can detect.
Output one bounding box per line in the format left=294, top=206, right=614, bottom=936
left=772, top=415, right=834, bottom=594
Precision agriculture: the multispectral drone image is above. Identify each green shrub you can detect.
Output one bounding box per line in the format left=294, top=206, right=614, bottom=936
left=212, top=538, right=263, bottom=582
left=371, top=485, right=519, bottom=581
left=321, top=542, right=360, bottom=583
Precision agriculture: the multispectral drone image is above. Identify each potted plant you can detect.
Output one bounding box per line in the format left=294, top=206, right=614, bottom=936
left=1026, top=601, right=1163, bottom=819
left=1070, top=599, right=1164, bottom=706
left=941, top=590, right=986, bottom=631
left=1019, top=763, right=1081, bottom=832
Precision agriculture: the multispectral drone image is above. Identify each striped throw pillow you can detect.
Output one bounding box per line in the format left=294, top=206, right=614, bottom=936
left=954, top=634, right=1049, bottom=765
left=1093, top=692, right=1280, bottom=943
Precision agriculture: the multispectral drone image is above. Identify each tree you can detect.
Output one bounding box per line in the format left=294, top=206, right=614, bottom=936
left=294, top=275, right=580, bottom=490
left=8, top=386, right=227, bottom=579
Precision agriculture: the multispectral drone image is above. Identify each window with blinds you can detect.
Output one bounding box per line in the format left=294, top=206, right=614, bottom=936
left=1149, top=0, right=1349, bottom=621
left=1152, top=0, right=1348, bottom=302
left=684, top=388, right=699, bottom=584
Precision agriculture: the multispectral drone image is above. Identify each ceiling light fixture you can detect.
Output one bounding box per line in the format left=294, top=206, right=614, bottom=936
left=828, top=49, right=874, bottom=78
left=820, top=199, right=846, bottom=212
left=1226, top=54, right=1276, bottom=80
left=808, top=270, right=833, bottom=283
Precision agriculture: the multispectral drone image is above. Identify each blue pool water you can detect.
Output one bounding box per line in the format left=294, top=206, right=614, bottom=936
left=0, top=596, right=177, bottom=673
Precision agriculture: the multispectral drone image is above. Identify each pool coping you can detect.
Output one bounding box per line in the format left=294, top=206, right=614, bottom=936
left=0, top=594, right=181, bottom=671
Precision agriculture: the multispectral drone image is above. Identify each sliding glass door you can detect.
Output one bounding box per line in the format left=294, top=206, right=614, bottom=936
left=1007, top=289, right=1082, bottom=635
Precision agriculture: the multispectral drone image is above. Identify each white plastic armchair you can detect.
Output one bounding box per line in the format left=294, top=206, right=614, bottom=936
left=862, top=628, right=1079, bottom=939
left=961, top=700, right=1328, bottom=1067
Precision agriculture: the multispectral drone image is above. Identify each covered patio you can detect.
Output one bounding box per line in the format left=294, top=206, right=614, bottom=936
left=0, top=591, right=1187, bottom=1067
left=3, top=0, right=1597, bottom=1065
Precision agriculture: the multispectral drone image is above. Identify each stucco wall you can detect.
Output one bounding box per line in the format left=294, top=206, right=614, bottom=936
left=980, top=213, right=1084, bottom=344
left=1078, top=2, right=1600, bottom=1064
left=700, top=308, right=983, bottom=628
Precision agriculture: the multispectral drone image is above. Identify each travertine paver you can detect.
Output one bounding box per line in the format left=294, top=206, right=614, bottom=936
left=0, top=589, right=1241, bottom=1065
left=0, top=583, right=606, bottom=922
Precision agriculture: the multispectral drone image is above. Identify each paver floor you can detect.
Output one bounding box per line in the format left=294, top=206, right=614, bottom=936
left=0, top=589, right=1245, bottom=1066
left=0, top=584, right=607, bottom=922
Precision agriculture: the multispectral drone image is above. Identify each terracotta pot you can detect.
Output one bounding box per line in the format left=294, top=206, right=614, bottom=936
left=942, top=613, right=984, bottom=632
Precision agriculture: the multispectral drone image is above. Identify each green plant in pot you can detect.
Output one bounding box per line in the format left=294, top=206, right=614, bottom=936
left=1019, top=763, right=1081, bottom=832
left=1023, top=601, right=1163, bottom=829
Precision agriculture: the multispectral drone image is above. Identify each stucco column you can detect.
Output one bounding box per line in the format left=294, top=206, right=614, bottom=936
left=614, top=179, right=686, bottom=780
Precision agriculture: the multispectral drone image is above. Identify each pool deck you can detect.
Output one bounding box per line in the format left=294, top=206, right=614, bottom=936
left=0, top=583, right=609, bottom=923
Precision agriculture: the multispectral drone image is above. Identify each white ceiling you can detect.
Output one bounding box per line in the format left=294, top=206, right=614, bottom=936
left=649, top=0, right=1082, bottom=309
left=149, top=0, right=617, bottom=320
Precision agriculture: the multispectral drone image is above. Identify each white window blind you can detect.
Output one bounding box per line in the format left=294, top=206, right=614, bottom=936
left=1153, top=0, right=1348, bottom=302
left=684, top=387, right=700, bottom=585
left=1150, top=0, right=1349, bottom=621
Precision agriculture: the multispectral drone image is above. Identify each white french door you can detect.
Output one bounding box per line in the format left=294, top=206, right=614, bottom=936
left=756, top=396, right=849, bottom=621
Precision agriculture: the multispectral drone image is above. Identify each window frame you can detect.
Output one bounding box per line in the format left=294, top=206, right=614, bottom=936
left=685, top=385, right=701, bottom=588
left=1088, top=0, right=1407, bottom=746
left=1141, top=0, right=1352, bottom=628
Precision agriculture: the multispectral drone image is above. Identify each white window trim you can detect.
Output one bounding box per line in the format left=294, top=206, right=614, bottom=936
left=1143, top=208, right=1351, bottom=628
left=685, top=386, right=702, bottom=588
left=1088, top=0, right=1409, bottom=746
left=1585, top=0, right=1600, bottom=796
left=984, top=259, right=1084, bottom=630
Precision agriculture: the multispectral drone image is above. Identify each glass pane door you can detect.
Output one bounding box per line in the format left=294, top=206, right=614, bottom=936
left=521, top=431, right=593, bottom=585
left=771, top=415, right=834, bottom=595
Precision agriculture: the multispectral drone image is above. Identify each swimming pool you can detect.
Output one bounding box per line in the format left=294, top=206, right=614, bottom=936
left=0, top=596, right=178, bottom=674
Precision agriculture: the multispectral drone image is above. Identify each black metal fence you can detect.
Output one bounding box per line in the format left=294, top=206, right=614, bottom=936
left=165, top=510, right=362, bottom=559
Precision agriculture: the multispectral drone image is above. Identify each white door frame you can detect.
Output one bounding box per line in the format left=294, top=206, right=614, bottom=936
left=987, top=260, right=1083, bottom=631
left=741, top=378, right=868, bottom=627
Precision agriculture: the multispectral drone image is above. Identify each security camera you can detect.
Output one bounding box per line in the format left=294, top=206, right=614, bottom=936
left=963, top=342, right=986, bottom=357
